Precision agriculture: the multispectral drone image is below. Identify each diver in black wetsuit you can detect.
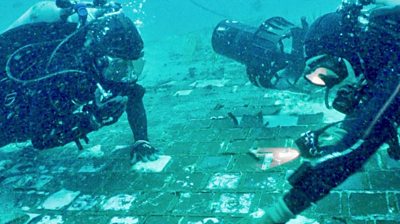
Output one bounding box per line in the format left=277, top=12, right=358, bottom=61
left=238, top=0, right=400, bottom=223
left=0, top=0, right=159, bottom=164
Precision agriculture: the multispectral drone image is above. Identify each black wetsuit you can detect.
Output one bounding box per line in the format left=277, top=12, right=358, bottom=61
left=0, top=14, right=148, bottom=150
left=285, top=5, right=400, bottom=214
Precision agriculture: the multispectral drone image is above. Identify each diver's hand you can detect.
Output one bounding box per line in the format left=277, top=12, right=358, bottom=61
left=95, top=96, right=128, bottom=125
left=295, top=124, right=348, bottom=158
left=237, top=197, right=294, bottom=224
left=130, top=140, right=160, bottom=164
left=318, top=125, right=348, bottom=148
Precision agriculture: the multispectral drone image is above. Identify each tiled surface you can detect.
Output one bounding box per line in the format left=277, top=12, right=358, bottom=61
left=0, top=34, right=399, bottom=224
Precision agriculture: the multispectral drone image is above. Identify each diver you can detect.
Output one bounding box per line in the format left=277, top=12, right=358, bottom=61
left=211, top=16, right=308, bottom=90
left=0, top=0, right=159, bottom=164
left=238, top=0, right=400, bottom=223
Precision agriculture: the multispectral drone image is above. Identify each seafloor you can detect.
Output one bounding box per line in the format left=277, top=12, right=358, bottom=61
left=0, top=31, right=399, bottom=224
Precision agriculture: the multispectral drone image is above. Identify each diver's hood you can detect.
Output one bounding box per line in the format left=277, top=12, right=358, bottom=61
left=304, top=12, right=361, bottom=74
left=86, top=13, right=144, bottom=60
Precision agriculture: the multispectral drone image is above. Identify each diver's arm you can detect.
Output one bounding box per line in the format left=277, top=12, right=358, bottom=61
left=122, top=83, right=149, bottom=141
left=239, top=132, right=387, bottom=223
left=118, top=82, right=160, bottom=164
left=242, top=88, right=396, bottom=223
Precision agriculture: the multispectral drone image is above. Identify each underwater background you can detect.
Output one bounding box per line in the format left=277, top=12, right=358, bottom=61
left=2, top=0, right=400, bottom=224
left=0, top=0, right=340, bottom=40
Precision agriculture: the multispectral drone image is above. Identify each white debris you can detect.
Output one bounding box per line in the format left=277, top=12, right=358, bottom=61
left=68, top=194, right=106, bottom=211
left=78, top=145, right=104, bottom=159
left=190, top=79, right=229, bottom=88
left=288, top=215, right=320, bottom=224
left=41, top=189, right=80, bottom=210
left=131, top=155, right=171, bottom=173
left=202, top=218, right=220, bottom=223
left=36, top=215, right=64, bottom=224
left=214, top=193, right=253, bottom=214
left=78, top=162, right=107, bottom=173
left=207, top=173, right=240, bottom=189
left=185, top=217, right=221, bottom=224
left=110, top=216, right=139, bottom=224
left=25, top=213, right=41, bottom=222
left=113, top=145, right=131, bottom=151
left=249, top=208, right=266, bottom=218
left=21, top=206, right=30, bottom=211
left=174, top=90, right=193, bottom=96
left=102, top=194, right=136, bottom=211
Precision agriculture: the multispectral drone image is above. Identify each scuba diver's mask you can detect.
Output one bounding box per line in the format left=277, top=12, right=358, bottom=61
left=303, top=54, right=351, bottom=88
left=101, top=57, right=145, bottom=84
left=303, top=54, right=357, bottom=110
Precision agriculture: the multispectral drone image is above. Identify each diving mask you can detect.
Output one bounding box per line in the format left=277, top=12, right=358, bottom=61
left=303, top=54, right=351, bottom=88
left=103, top=57, right=145, bottom=83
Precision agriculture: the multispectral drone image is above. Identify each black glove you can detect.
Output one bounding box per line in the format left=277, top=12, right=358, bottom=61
left=94, top=95, right=128, bottom=126
left=130, top=140, right=160, bottom=164
left=295, top=124, right=347, bottom=158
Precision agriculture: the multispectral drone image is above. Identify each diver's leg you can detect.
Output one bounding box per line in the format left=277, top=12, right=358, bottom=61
left=125, top=84, right=148, bottom=141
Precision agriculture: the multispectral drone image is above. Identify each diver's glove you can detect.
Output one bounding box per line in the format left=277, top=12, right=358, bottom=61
left=130, top=140, right=160, bottom=164
left=237, top=197, right=295, bottom=224
left=94, top=95, right=128, bottom=126
left=295, top=123, right=348, bottom=158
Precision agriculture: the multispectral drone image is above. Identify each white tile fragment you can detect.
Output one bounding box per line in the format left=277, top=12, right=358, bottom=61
left=110, top=216, right=139, bottom=224
left=102, top=194, right=136, bottom=211
left=174, top=90, right=193, bottom=96
left=207, top=173, right=240, bottom=189
left=68, top=194, right=106, bottom=211
left=287, top=215, right=320, bottom=224
left=203, top=218, right=220, bottom=223
left=41, top=189, right=80, bottom=210
left=190, top=79, right=229, bottom=88
left=131, top=155, right=171, bottom=173
left=213, top=193, right=253, bottom=214
left=36, top=215, right=64, bottom=224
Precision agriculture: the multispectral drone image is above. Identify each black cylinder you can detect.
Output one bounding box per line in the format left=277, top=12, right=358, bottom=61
left=211, top=20, right=257, bottom=64
left=212, top=20, right=281, bottom=69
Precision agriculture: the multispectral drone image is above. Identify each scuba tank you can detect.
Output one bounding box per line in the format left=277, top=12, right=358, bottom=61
left=56, top=0, right=122, bottom=27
